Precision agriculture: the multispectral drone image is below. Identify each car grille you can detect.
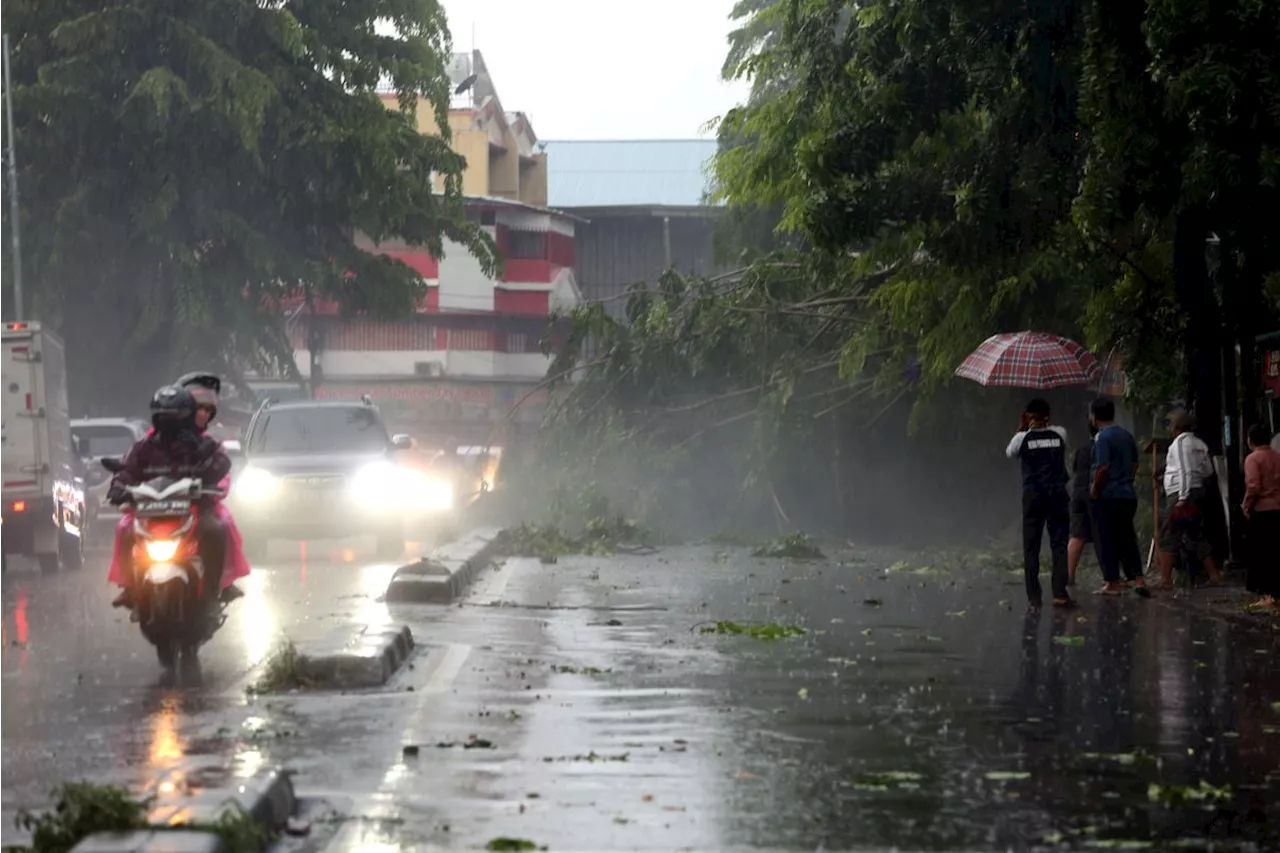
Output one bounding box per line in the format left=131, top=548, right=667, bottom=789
left=280, top=474, right=346, bottom=501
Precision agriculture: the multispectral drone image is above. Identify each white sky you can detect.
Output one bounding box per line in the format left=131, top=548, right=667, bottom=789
left=437, top=0, right=750, bottom=140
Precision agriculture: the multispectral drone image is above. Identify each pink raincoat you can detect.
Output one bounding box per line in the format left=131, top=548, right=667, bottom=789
left=107, top=431, right=251, bottom=590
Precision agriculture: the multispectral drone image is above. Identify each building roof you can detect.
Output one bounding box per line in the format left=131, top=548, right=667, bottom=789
left=541, top=140, right=719, bottom=209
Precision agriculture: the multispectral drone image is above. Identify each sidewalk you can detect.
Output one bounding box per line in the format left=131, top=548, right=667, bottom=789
left=1146, top=575, right=1280, bottom=632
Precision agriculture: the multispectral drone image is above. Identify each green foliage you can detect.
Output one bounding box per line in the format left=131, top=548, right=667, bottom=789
left=751, top=532, right=825, bottom=559
left=4, top=0, right=497, bottom=408
left=250, top=640, right=316, bottom=693
left=14, top=783, right=148, bottom=853
left=12, top=783, right=267, bottom=853
left=492, top=515, right=654, bottom=562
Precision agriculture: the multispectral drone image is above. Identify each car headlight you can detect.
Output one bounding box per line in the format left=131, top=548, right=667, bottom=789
left=417, top=477, right=454, bottom=511
left=145, top=540, right=180, bottom=562
left=349, top=461, right=406, bottom=507
left=234, top=466, right=280, bottom=502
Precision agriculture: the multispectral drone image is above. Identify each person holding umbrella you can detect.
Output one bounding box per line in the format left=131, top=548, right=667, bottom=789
left=1005, top=399, right=1075, bottom=608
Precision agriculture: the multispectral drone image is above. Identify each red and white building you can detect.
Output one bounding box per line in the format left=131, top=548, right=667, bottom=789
left=251, top=52, right=581, bottom=442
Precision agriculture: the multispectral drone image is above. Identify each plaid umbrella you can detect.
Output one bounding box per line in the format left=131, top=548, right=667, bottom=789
left=954, top=331, right=1101, bottom=389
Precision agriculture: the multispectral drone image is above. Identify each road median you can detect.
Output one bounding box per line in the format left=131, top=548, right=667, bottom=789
left=384, top=526, right=503, bottom=605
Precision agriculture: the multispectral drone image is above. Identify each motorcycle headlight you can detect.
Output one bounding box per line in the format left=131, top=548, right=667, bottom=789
left=234, top=466, right=279, bottom=502
left=145, top=540, right=180, bottom=562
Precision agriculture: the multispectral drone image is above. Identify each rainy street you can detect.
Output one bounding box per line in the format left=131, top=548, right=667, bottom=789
left=3, top=535, right=1279, bottom=851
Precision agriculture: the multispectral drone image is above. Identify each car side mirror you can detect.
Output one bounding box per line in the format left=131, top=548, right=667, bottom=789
left=222, top=439, right=243, bottom=456
left=391, top=434, right=413, bottom=450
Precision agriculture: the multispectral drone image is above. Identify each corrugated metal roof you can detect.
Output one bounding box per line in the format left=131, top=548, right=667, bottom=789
left=541, top=140, right=719, bottom=208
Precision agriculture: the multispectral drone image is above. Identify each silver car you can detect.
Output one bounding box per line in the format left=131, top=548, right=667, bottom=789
left=71, top=417, right=150, bottom=541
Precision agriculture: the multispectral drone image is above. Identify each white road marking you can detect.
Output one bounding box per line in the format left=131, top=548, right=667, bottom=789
left=466, top=557, right=520, bottom=605
left=421, top=641, right=471, bottom=692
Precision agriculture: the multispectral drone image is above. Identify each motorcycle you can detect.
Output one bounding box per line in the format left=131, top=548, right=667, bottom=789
left=101, top=458, right=227, bottom=669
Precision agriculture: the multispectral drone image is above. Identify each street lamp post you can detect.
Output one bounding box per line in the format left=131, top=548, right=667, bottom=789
left=2, top=32, right=24, bottom=320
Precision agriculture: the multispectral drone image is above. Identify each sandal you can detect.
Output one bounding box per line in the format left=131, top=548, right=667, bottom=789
left=1094, top=585, right=1123, bottom=596
left=1052, top=597, right=1078, bottom=609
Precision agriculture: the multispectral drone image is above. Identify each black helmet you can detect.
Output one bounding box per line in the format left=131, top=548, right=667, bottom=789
left=176, top=371, right=220, bottom=420
left=151, top=385, right=196, bottom=437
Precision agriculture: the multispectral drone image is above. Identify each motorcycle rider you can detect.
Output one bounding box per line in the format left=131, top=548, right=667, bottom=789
left=108, top=385, right=231, bottom=614
left=175, top=371, right=248, bottom=602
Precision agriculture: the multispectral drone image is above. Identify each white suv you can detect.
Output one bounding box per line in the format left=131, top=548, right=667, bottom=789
left=71, top=418, right=150, bottom=541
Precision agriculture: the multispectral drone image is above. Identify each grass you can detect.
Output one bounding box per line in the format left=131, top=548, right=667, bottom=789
left=12, top=782, right=268, bottom=853
left=249, top=640, right=316, bottom=693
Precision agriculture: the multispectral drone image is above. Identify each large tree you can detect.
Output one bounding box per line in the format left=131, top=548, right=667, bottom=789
left=3, top=0, right=495, bottom=410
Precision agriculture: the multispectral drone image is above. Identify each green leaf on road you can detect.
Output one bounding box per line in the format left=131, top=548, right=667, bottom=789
left=551, top=665, right=612, bottom=676
left=699, top=620, right=805, bottom=640
left=984, top=771, right=1031, bottom=781
left=1053, top=635, right=1086, bottom=646
left=486, top=839, right=542, bottom=852
left=751, top=532, right=825, bottom=559
left=1147, top=781, right=1232, bottom=806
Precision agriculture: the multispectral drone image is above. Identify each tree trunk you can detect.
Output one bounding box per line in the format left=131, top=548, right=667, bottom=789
left=1173, top=209, right=1222, bottom=451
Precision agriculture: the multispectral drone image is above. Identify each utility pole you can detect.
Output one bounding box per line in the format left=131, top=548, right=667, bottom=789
left=2, top=33, right=24, bottom=320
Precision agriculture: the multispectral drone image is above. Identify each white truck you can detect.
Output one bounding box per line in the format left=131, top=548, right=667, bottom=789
left=2, top=321, right=87, bottom=572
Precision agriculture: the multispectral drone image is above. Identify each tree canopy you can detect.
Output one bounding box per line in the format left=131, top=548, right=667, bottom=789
left=3, top=0, right=495, bottom=409
left=533, top=0, right=1280, bottom=534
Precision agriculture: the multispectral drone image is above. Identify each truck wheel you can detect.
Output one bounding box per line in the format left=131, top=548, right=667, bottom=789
left=58, top=529, right=84, bottom=570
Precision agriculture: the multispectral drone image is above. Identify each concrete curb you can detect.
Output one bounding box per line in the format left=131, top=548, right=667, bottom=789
left=296, top=624, right=416, bottom=690
left=69, top=762, right=297, bottom=852
left=384, top=526, right=503, bottom=605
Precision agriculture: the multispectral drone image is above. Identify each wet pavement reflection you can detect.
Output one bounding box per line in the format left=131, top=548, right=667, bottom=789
left=3, top=541, right=1278, bottom=850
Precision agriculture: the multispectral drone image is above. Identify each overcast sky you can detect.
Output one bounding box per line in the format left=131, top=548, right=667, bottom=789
left=437, top=0, right=750, bottom=141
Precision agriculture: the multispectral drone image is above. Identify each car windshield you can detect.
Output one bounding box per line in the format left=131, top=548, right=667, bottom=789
left=252, top=407, right=388, bottom=454
left=72, top=427, right=138, bottom=458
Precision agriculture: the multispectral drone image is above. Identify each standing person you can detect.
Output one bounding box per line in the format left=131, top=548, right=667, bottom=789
left=1067, top=420, right=1097, bottom=586
left=1242, top=424, right=1280, bottom=609
left=1005, top=399, right=1075, bottom=608
left=1089, top=398, right=1150, bottom=596
left=1154, top=411, right=1222, bottom=589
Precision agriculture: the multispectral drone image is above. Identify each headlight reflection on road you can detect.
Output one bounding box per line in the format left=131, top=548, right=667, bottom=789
left=238, top=571, right=277, bottom=669
left=148, top=695, right=184, bottom=768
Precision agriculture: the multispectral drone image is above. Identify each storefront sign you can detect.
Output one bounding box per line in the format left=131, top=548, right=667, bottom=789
left=1263, top=345, right=1280, bottom=397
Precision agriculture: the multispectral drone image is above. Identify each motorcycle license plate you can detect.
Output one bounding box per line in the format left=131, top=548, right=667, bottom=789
left=135, top=499, right=190, bottom=517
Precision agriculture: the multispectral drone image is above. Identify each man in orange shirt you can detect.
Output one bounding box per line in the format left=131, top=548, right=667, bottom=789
left=1243, top=423, right=1280, bottom=609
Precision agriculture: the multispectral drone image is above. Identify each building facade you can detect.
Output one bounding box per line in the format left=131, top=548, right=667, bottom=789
left=251, top=51, right=578, bottom=443
left=539, top=140, right=727, bottom=316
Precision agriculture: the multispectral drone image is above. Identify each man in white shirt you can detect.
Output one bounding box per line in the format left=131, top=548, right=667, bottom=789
left=1156, top=410, right=1222, bottom=588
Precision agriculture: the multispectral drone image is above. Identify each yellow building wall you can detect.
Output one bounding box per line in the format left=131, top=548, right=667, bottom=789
left=520, top=154, right=548, bottom=207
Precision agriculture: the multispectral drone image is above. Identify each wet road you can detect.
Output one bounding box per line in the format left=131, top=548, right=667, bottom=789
left=4, top=540, right=1280, bottom=850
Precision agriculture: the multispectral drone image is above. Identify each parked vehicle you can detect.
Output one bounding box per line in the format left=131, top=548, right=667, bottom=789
left=71, top=417, right=151, bottom=542
left=2, top=322, right=86, bottom=572
left=230, top=397, right=450, bottom=559
left=101, top=459, right=228, bottom=669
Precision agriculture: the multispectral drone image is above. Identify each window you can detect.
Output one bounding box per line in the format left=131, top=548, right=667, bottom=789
left=447, top=329, right=494, bottom=351
left=251, top=407, right=389, bottom=454
left=506, top=230, right=546, bottom=260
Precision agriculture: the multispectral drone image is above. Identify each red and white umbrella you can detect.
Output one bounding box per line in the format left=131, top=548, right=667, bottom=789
left=954, top=331, right=1101, bottom=390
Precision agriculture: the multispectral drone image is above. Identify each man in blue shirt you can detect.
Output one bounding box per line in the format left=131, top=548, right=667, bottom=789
left=1089, top=398, right=1149, bottom=596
